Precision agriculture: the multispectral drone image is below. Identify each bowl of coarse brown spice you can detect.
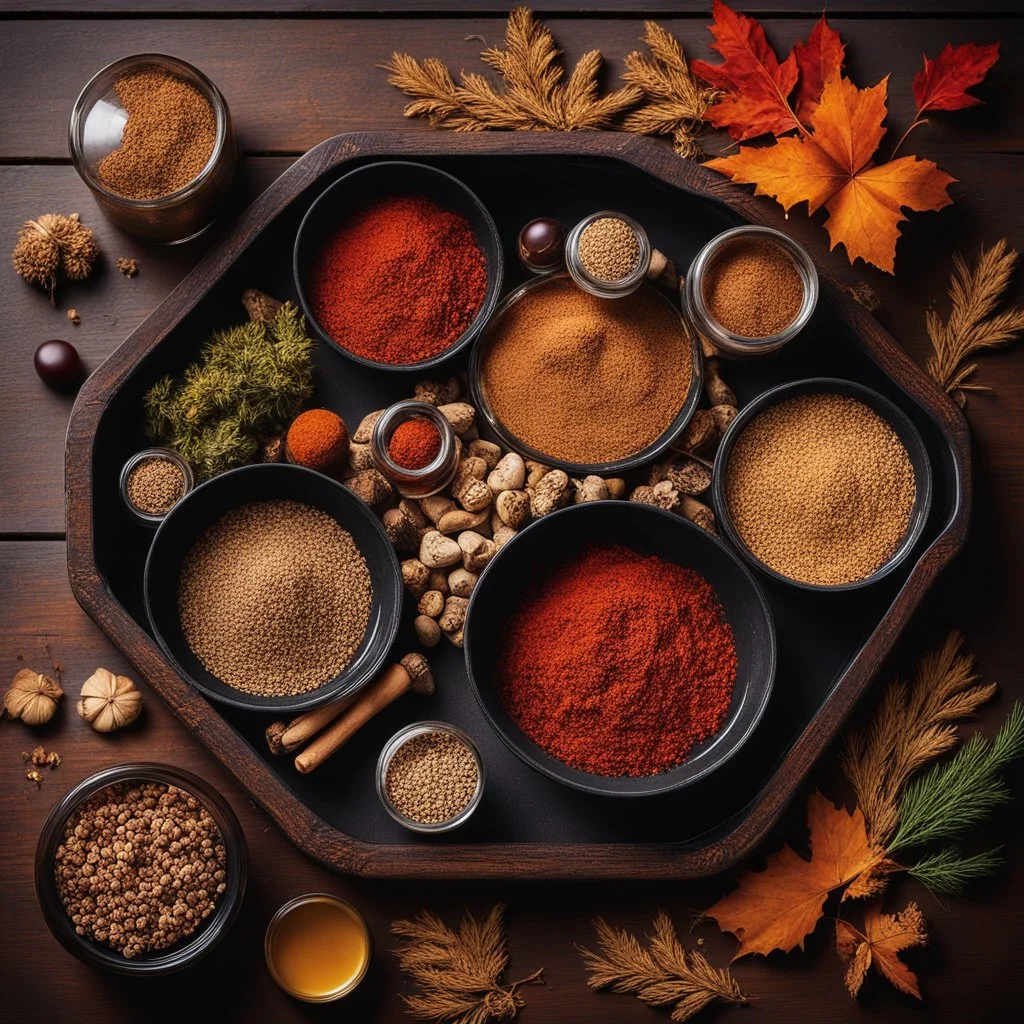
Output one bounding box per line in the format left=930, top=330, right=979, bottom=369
left=69, top=54, right=237, bottom=243
left=712, top=378, right=933, bottom=591
left=144, top=463, right=402, bottom=713
left=35, top=762, right=246, bottom=975
left=684, top=226, right=818, bottom=357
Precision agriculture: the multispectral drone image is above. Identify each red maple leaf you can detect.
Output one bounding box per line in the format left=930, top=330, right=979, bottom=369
left=793, top=15, right=845, bottom=121
left=912, top=41, right=1000, bottom=113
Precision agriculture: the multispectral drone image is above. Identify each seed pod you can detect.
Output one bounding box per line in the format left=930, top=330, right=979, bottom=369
left=704, top=358, right=737, bottom=407
left=352, top=409, right=384, bottom=444
left=466, top=439, right=502, bottom=470
left=344, top=468, right=392, bottom=507
left=573, top=475, right=609, bottom=503
left=458, top=531, right=496, bottom=573
left=604, top=477, right=626, bottom=500
left=417, top=590, right=445, bottom=618
left=452, top=474, right=492, bottom=513
left=448, top=568, right=478, bottom=598
left=438, top=402, right=475, bottom=435
left=413, top=377, right=461, bottom=406
left=529, top=470, right=570, bottom=518
left=420, top=530, right=463, bottom=569
left=414, top=614, right=442, bottom=648
left=486, top=452, right=526, bottom=494
left=664, top=456, right=712, bottom=496
left=420, top=494, right=456, bottom=524
left=493, top=525, right=517, bottom=550
left=436, top=508, right=490, bottom=535
left=401, top=558, right=430, bottom=597
left=496, top=489, right=530, bottom=529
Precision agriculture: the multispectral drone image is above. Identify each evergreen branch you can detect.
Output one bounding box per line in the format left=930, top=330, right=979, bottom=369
left=906, top=846, right=1004, bottom=896
left=891, top=702, right=1024, bottom=853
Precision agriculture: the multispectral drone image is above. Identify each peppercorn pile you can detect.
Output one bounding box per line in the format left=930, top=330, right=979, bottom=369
left=499, top=543, right=737, bottom=777
left=178, top=499, right=372, bottom=696
left=54, top=781, right=227, bottom=959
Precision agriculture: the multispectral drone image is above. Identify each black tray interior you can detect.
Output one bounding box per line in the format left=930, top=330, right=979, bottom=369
left=90, top=154, right=959, bottom=850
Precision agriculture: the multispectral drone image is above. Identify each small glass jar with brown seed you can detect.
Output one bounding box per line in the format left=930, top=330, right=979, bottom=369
left=120, top=447, right=193, bottom=527
left=565, top=211, right=651, bottom=299
left=69, top=53, right=237, bottom=243
left=684, top=226, right=819, bottom=358
left=376, top=722, right=484, bottom=834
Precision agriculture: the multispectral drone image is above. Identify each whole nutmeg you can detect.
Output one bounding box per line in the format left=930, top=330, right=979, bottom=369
left=420, top=530, right=463, bottom=569
left=452, top=473, right=492, bottom=513
left=487, top=452, right=526, bottom=494
left=414, top=614, right=442, bottom=648
left=352, top=409, right=385, bottom=444
left=496, top=488, right=530, bottom=529
left=448, top=568, right=478, bottom=598
left=438, top=402, right=475, bottom=436
left=466, top=439, right=502, bottom=470
left=458, top=531, right=496, bottom=573
left=344, top=468, right=392, bottom=507
left=77, top=668, right=142, bottom=733
left=401, top=558, right=431, bottom=597
left=439, top=596, right=469, bottom=640
left=493, top=525, right=517, bottom=550
left=418, top=590, right=445, bottom=618
left=436, top=508, right=490, bottom=535
left=529, top=469, right=570, bottom=518
left=4, top=669, right=63, bottom=725
left=573, top=475, right=609, bottom=504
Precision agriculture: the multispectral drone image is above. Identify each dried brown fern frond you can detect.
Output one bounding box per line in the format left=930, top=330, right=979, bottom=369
left=842, top=631, right=997, bottom=848
left=622, top=21, right=718, bottom=159
left=925, top=239, right=1024, bottom=403
left=579, top=912, right=747, bottom=1023
left=381, top=6, right=641, bottom=134
left=391, top=905, right=543, bottom=1024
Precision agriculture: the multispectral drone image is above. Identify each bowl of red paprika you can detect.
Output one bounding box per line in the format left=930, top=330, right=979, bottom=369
left=463, top=500, right=776, bottom=797
left=293, top=160, right=504, bottom=372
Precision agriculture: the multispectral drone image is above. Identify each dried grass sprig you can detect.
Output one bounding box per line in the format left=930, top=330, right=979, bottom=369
left=391, top=905, right=543, bottom=1024
left=842, top=631, right=996, bottom=847
left=622, top=22, right=718, bottom=159
left=925, top=239, right=1024, bottom=402
left=579, top=912, right=747, bottom=1022
left=381, top=6, right=640, bottom=134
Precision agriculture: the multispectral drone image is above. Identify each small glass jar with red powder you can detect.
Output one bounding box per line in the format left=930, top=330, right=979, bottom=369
left=370, top=401, right=459, bottom=498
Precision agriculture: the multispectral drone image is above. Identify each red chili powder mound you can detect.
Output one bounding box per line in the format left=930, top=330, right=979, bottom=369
left=309, top=195, right=488, bottom=365
left=388, top=417, right=442, bottom=470
left=498, top=544, right=738, bottom=777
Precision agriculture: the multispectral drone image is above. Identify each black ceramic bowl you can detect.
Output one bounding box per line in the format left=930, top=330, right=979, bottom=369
left=468, top=273, right=704, bottom=476
left=35, top=763, right=247, bottom=976
left=145, top=463, right=402, bottom=714
left=464, top=501, right=775, bottom=797
left=293, top=160, right=504, bottom=372
left=711, top=377, right=933, bottom=592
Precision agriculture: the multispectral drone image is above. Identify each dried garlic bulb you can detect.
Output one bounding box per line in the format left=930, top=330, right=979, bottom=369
left=77, top=668, right=142, bottom=733
left=12, top=212, right=99, bottom=304
left=4, top=669, right=63, bottom=725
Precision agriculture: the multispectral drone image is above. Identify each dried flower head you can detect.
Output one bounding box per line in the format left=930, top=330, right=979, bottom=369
left=4, top=669, right=63, bottom=726
left=12, top=213, right=99, bottom=304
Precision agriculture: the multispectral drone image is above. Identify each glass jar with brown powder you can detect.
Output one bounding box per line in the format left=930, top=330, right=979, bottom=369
left=69, top=54, right=237, bottom=243
left=684, top=226, right=818, bottom=357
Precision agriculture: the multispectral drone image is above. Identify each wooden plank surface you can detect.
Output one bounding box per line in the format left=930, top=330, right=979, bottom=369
left=0, top=17, right=1017, bottom=160
left=3, top=3, right=1024, bottom=1021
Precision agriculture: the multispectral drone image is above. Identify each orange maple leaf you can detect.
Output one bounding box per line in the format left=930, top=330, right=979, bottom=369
left=836, top=901, right=927, bottom=999
left=705, top=791, right=881, bottom=958
left=706, top=73, right=955, bottom=273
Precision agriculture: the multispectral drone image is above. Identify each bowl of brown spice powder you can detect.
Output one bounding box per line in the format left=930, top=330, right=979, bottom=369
left=36, top=762, right=247, bottom=975
left=713, top=378, right=933, bottom=591
left=69, top=53, right=237, bottom=243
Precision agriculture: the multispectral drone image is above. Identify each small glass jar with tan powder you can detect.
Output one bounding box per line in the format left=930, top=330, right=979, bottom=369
left=69, top=53, right=237, bottom=243
left=565, top=211, right=651, bottom=298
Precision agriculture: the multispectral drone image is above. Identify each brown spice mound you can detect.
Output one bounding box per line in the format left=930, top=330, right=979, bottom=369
left=724, top=393, right=916, bottom=586
left=482, top=278, right=691, bottom=464
left=54, top=781, right=227, bottom=959
left=385, top=731, right=479, bottom=824
left=578, top=216, right=640, bottom=282
left=127, top=456, right=185, bottom=515
left=702, top=236, right=804, bottom=338
left=178, top=499, right=372, bottom=696
left=98, top=69, right=217, bottom=200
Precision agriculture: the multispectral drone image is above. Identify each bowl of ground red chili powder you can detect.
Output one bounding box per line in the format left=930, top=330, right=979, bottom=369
left=464, top=501, right=776, bottom=797
left=294, top=161, right=503, bottom=371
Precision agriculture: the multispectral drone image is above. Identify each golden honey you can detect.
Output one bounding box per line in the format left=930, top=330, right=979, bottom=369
left=265, top=894, right=371, bottom=1002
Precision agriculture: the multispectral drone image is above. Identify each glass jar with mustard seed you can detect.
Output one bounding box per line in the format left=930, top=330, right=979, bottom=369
left=120, top=447, right=193, bottom=526
left=565, top=211, right=651, bottom=298
left=370, top=401, right=460, bottom=499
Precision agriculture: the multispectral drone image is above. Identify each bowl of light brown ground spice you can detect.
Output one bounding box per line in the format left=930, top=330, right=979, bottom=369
left=471, top=274, right=702, bottom=474
left=144, top=464, right=402, bottom=713
left=69, top=54, right=237, bottom=242
left=713, top=378, right=932, bottom=590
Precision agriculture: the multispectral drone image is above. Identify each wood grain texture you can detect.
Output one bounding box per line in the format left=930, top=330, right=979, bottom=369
left=62, top=130, right=970, bottom=879
left=0, top=16, right=1017, bottom=160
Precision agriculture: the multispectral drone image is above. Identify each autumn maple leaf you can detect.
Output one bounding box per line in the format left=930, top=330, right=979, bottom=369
left=706, top=73, right=955, bottom=273
left=705, top=791, right=881, bottom=958
left=793, top=16, right=845, bottom=122
left=691, top=0, right=800, bottom=140
left=836, top=901, right=928, bottom=999
left=913, top=41, right=1000, bottom=114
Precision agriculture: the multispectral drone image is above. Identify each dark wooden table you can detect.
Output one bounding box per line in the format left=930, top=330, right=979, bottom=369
left=2, top=3, right=1022, bottom=1021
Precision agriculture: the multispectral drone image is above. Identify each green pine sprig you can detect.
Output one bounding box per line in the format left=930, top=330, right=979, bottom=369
left=906, top=846, right=1005, bottom=896
left=890, top=701, right=1024, bottom=854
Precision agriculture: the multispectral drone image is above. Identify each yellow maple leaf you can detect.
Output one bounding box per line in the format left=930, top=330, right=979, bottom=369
left=706, top=74, right=955, bottom=273
left=836, top=901, right=927, bottom=999
left=705, top=791, right=880, bottom=958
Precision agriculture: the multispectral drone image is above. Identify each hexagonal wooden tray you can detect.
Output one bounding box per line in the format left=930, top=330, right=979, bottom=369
left=66, top=133, right=969, bottom=878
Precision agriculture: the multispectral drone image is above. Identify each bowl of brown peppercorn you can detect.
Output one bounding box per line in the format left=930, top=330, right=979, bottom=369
left=35, top=762, right=247, bottom=975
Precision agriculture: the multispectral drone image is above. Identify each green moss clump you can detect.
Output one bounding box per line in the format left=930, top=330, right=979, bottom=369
left=143, top=302, right=314, bottom=481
